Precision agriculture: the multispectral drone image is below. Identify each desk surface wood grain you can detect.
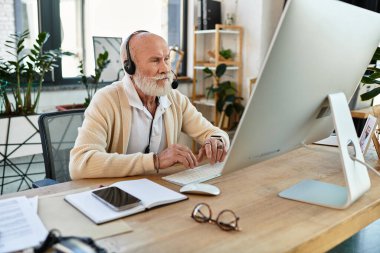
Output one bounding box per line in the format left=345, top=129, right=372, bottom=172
left=2, top=146, right=380, bottom=253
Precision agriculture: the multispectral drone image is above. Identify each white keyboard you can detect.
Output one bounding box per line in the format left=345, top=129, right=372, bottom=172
left=162, top=163, right=224, bottom=186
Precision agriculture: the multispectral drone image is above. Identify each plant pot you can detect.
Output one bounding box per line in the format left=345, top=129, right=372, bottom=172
left=56, top=103, right=86, bottom=111
left=0, top=114, right=45, bottom=194
left=0, top=114, right=42, bottom=158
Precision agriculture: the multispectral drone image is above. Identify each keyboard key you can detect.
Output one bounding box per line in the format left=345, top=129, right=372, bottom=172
left=162, top=163, right=224, bottom=186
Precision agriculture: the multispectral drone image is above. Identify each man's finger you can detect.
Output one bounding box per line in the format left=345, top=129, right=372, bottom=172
left=182, top=147, right=198, bottom=168
left=197, top=148, right=205, bottom=162
left=219, top=147, right=227, bottom=162
left=216, top=147, right=223, bottom=162
left=210, top=140, right=218, bottom=164
left=189, top=151, right=198, bottom=167
left=205, top=141, right=212, bottom=161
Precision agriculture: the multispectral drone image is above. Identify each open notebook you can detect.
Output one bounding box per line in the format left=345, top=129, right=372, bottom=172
left=64, top=179, right=187, bottom=224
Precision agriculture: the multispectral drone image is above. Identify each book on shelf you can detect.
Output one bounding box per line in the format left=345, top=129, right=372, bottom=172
left=197, top=0, right=204, bottom=30
left=64, top=178, right=188, bottom=224
left=203, top=0, right=221, bottom=30
left=197, top=0, right=221, bottom=30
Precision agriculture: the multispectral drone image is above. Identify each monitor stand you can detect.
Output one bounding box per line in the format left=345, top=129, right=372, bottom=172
left=279, top=92, right=371, bottom=209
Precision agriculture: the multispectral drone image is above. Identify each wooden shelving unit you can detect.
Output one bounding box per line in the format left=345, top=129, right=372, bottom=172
left=192, top=24, right=243, bottom=125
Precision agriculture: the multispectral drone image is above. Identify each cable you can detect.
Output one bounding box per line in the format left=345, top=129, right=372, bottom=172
left=349, top=155, right=380, bottom=177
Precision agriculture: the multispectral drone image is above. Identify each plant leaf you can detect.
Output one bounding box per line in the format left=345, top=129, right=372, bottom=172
left=367, top=67, right=380, bottom=72
left=16, top=45, right=25, bottom=54
left=234, top=103, right=245, bottom=114
left=225, top=88, right=236, bottom=96
left=203, top=67, right=212, bottom=74
left=361, top=87, right=380, bottom=100
left=6, top=51, right=16, bottom=57
left=369, top=72, right=380, bottom=79
left=225, top=94, right=235, bottom=102
left=5, top=45, right=16, bottom=49
left=225, top=104, right=234, bottom=117
left=215, top=64, right=227, bottom=78
left=362, top=76, right=376, bottom=84
left=216, top=98, right=224, bottom=112
left=219, top=49, right=232, bottom=60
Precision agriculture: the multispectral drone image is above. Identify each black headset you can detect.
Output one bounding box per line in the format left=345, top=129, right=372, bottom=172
left=123, top=30, right=148, bottom=75
left=123, top=30, right=178, bottom=89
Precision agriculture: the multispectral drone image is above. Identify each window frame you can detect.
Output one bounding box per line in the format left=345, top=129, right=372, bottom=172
left=37, top=0, right=188, bottom=85
left=181, top=0, right=188, bottom=76
left=38, top=0, right=83, bottom=85
left=167, top=0, right=188, bottom=76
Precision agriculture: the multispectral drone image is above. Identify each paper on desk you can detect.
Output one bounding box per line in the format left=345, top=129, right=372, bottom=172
left=0, top=196, right=48, bottom=253
left=29, top=196, right=38, bottom=213
left=38, top=188, right=132, bottom=240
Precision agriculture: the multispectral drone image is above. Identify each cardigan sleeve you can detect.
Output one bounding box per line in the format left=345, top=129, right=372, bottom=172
left=69, top=85, right=156, bottom=180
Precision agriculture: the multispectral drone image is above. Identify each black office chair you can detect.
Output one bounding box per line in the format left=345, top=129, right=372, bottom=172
left=32, top=109, right=85, bottom=188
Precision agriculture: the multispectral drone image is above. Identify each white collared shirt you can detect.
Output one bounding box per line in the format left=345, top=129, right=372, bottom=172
left=124, top=76, right=171, bottom=154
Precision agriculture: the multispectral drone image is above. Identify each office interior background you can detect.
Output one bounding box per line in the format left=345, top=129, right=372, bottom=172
left=0, top=0, right=380, bottom=189
left=1, top=0, right=380, bottom=190
left=2, top=1, right=380, bottom=252
left=1, top=0, right=380, bottom=111
left=0, top=0, right=288, bottom=112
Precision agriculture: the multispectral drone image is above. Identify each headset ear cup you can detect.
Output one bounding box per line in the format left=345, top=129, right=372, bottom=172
left=124, top=30, right=148, bottom=75
left=124, top=59, right=136, bottom=75
left=123, top=61, right=129, bottom=73
left=129, top=61, right=136, bottom=75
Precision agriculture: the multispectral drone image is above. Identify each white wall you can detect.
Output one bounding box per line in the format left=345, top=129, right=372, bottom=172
left=187, top=0, right=285, bottom=102
left=236, top=0, right=263, bottom=100
left=0, top=0, right=15, bottom=60
left=83, top=0, right=163, bottom=74
left=260, top=1, right=284, bottom=64
left=240, top=0, right=284, bottom=101
left=38, top=88, right=88, bottom=112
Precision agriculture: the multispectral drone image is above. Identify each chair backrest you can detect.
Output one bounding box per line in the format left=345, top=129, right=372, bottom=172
left=38, top=109, right=85, bottom=183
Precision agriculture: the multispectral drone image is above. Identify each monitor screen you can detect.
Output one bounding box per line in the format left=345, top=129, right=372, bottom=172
left=223, top=0, right=380, bottom=174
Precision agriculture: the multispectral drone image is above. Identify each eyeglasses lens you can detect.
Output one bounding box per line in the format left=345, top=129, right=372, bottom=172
left=192, top=204, right=211, bottom=223
left=217, top=210, right=238, bottom=231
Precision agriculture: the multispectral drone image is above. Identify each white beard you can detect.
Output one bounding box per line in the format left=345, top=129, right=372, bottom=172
left=133, top=71, right=173, bottom=96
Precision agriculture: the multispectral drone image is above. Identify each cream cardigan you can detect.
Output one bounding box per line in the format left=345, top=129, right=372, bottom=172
left=69, top=79, right=230, bottom=179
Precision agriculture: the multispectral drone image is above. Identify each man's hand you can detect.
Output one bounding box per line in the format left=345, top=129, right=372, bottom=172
left=197, top=137, right=227, bottom=165
left=157, top=144, right=198, bottom=169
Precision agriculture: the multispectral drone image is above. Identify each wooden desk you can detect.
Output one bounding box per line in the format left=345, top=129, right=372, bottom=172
left=3, top=146, right=380, bottom=253
left=351, top=104, right=380, bottom=119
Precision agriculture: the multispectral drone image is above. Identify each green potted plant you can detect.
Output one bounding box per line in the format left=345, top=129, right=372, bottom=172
left=203, top=63, right=244, bottom=130
left=80, top=51, right=110, bottom=107
left=0, top=30, right=67, bottom=116
left=219, top=48, right=233, bottom=61
left=0, top=30, right=68, bottom=192
left=207, top=48, right=233, bottom=62
left=359, top=46, right=380, bottom=101
left=56, top=51, right=110, bottom=111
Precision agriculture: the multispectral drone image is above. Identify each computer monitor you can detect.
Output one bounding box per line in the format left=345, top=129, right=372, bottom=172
left=222, top=0, right=380, bottom=208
